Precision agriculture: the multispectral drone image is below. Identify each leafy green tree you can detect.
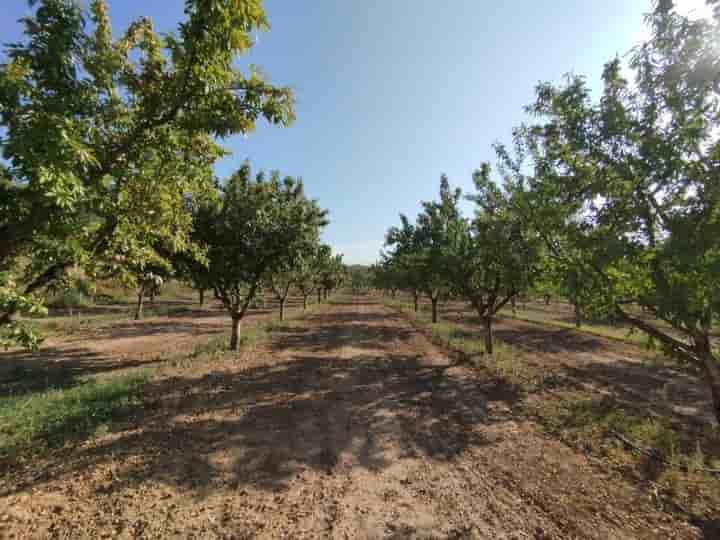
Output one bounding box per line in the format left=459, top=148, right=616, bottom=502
left=128, top=260, right=173, bottom=320
left=446, top=164, right=540, bottom=353
left=268, top=268, right=295, bottom=321
left=194, top=165, right=327, bottom=350
left=0, top=0, right=294, bottom=346
left=386, top=176, right=460, bottom=323
left=319, top=253, right=346, bottom=301
left=0, top=273, right=47, bottom=350
left=268, top=212, right=327, bottom=320
left=371, top=256, right=402, bottom=299
left=348, top=265, right=372, bottom=295
left=293, top=244, right=328, bottom=310
left=511, top=2, right=720, bottom=418
left=384, top=216, right=425, bottom=311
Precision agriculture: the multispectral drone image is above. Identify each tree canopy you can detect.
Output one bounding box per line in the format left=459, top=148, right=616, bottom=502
left=192, top=164, right=328, bottom=350
left=0, top=0, right=295, bottom=347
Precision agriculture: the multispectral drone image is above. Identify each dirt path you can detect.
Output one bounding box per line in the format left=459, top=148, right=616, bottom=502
left=0, top=298, right=705, bottom=539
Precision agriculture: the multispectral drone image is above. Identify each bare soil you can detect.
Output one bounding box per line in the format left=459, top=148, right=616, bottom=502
left=0, top=298, right=709, bottom=539
left=1, top=297, right=297, bottom=399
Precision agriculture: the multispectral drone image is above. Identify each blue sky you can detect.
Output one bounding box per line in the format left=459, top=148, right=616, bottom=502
left=0, top=1, right=709, bottom=263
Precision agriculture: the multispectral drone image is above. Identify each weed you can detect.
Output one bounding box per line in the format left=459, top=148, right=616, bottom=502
left=0, top=372, right=149, bottom=458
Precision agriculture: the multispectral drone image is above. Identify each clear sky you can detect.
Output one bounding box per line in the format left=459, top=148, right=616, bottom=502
left=0, top=0, right=710, bottom=264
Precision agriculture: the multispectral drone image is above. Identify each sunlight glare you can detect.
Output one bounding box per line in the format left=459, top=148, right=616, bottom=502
left=673, top=0, right=713, bottom=18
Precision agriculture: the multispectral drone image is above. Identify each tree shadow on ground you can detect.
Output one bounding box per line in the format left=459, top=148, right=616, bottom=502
left=0, top=303, right=285, bottom=399
left=564, top=359, right=713, bottom=426
left=0, top=344, right=163, bottom=399
left=268, top=310, right=417, bottom=354
left=3, top=346, right=524, bottom=500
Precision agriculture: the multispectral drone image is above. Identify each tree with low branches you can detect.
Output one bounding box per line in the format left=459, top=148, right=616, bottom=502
left=0, top=0, right=294, bottom=347
left=446, top=164, right=540, bottom=353
left=386, top=176, right=460, bottom=323
left=193, top=165, right=327, bottom=350
left=293, top=244, right=327, bottom=310
left=509, top=1, right=720, bottom=419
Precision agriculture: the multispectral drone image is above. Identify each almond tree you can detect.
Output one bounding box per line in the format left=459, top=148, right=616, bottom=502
left=319, top=253, right=346, bottom=301
left=386, top=176, right=459, bottom=323
left=513, top=1, right=720, bottom=419
left=384, top=217, right=425, bottom=311
left=293, top=244, right=328, bottom=310
left=194, top=166, right=327, bottom=350
left=0, top=0, right=294, bottom=347
left=447, top=164, right=539, bottom=353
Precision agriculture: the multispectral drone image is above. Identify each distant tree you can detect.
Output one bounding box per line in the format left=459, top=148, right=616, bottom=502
left=386, top=176, right=460, bottom=323
left=319, top=253, right=346, bottom=301
left=384, top=216, right=424, bottom=311
left=371, top=257, right=402, bottom=299
left=193, top=166, right=327, bottom=350
left=129, top=261, right=172, bottom=320
left=293, top=244, right=327, bottom=310
left=348, top=266, right=372, bottom=295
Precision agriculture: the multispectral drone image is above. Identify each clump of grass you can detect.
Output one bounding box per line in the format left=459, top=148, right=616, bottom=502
left=0, top=372, right=149, bottom=459
left=190, top=334, right=229, bottom=358
left=540, top=398, right=684, bottom=461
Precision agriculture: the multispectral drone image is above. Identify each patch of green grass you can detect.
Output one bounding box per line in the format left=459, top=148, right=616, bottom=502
left=386, top=297, right=720, bottom=516
left=3, top=300, right=325, bottom=461
left=501, top=309, right=651, bottom=348
left=533, top=397, right=720, bottom=515
left=0, top=372, right=149, bottom=459
left=384, top=298, right=535, bottom=388
left=190, top=333, right=230, bottom=358
left=28, top=314, right=113, bottom=337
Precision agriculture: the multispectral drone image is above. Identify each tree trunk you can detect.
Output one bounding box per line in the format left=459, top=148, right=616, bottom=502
left=303, top=295, right=308, bottom=310
left=199, top=288, right=205, bottom=306
left=318, top=289, right=322, bottom=304
left=324, top=289, right=328, bottom=300
left=279, top=298, right=286, bottom=321
left=431, top=297, right=438, bottom=323
left=697, top=334, right=720, bottom=423
left=391, top=289, right=397, bottom=299
left=544, top=294, right=551, bottom=306
left=573, top=301, right=582, bottom=328
left=511, top=297, right=517, bottom=315
left=229, top=316, right=241, bottom=351
left=413, top=292, right=419, bottom=312
left=134, top=287, right=145, bottom=320
left=701, top=353, right=720, bottom=422
left=484, top=316, right=494, bottom=354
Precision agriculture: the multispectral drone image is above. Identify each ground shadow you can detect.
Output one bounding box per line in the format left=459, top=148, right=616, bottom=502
left=269, top=309, right=417, bottom=354
left=0, top=346, right=156, bottom=399
left=3, top=317, right=523, bottom=499
left=565, top=359, right=713, bottom=426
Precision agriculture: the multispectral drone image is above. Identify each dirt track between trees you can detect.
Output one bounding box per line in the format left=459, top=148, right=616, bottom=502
left=0, top=298, right=706, bottom=539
